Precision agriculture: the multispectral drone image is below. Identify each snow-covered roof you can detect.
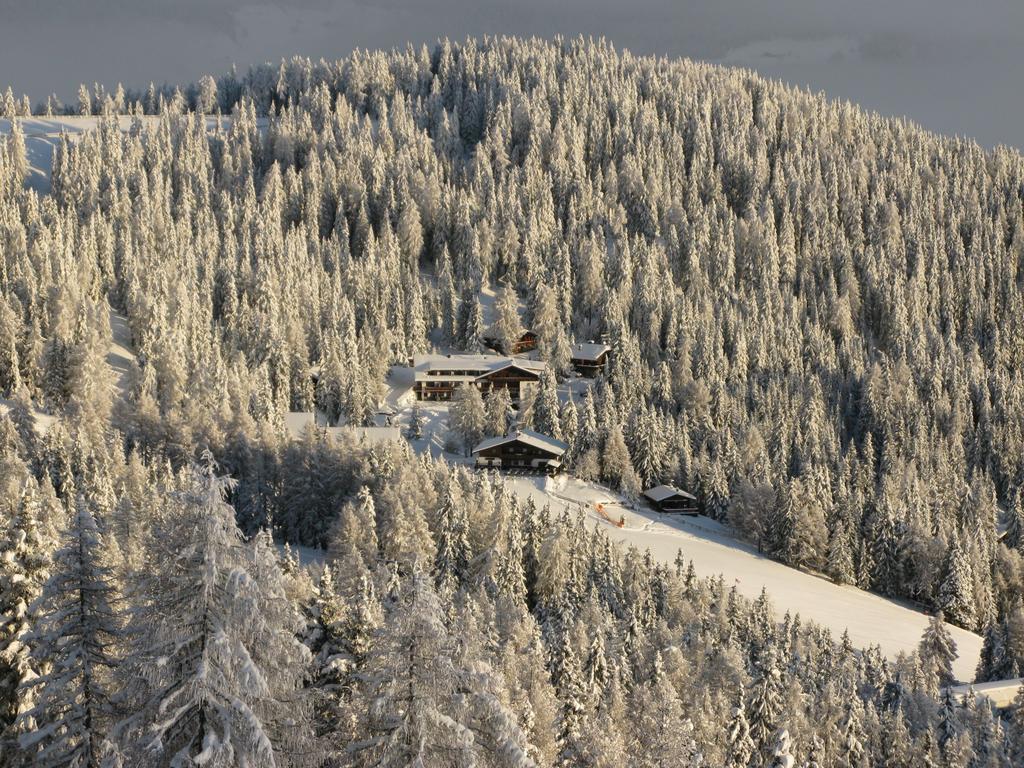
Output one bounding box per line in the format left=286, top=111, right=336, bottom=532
left=472, top=428, right=569, bottom=456
left=570, top=342, right=611, bottom=362
left=411, top=353, right=546, bottom=382
left=411, top=353, right=509, bottom=372
left=284, top=410, right=329, bottom=438
left=284, top=413, right=400, bottom=446
left=643, top=484, right=697, bottom=502
left=484, top=359, right=546, bottom=376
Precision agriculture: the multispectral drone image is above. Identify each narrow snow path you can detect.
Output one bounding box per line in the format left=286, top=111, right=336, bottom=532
left=106, top=306, right=135, bottom=402
left=503, top=473, right=984, bottom=683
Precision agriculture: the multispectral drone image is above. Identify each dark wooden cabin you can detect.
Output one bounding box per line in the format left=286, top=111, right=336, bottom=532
left=643, top=484, right=699, bottom=514
left=476, top=360, right=544, bottom=400
left=483, top=329, right=538, bottom=355
left=472, top=428, right=569, bottom=473
left=570, top=342, right=612, bottom=377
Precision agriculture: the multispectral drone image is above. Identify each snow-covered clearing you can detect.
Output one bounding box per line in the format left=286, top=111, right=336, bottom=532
left=949, top=677, right=1022, bottom=708
left=501, top=472, right=983, bottom=683
left=276, top=542, right=327, bottom=571
left=0, top=115, right=268, bottom=194
left=0, top=396, right=56, bottom=435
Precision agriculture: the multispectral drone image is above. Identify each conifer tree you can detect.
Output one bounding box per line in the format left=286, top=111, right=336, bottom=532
left=725, top=682, right=756, bottom=768
left=356, top=567, right=475, bottom=766
left=113, top=457, right=311, bottom=765
left=0, top=470, right=59, bottom=749
left=532, top=369, right=563, bottom=440
left=484, top=387, right=513, bottom=437
left=747, top=656, right=784, bottom=755
left=919, top=611, right=958, bottom=687
left=449, top=384, right=486, bottom=455
left=15, top=496, right=119, bottom=768
left=492, top=278, right=523, bottom=355
left=938, top=533, right=977, bottom=630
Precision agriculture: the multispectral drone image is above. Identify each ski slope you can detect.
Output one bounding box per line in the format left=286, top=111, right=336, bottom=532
left=503, top=472, right=984, bottom=683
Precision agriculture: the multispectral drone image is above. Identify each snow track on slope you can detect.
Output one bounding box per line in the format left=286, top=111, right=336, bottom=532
left=503, top=473, right=984, bottom=683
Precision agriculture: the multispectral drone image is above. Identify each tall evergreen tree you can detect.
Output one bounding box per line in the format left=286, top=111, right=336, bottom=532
left=15, top=496, right=119, bottom=768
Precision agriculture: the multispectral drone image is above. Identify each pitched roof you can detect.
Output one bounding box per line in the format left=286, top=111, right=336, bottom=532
left=411, top=353, right=547, bottom=382
left=472, top=428, right=569, bottom=456
left=284, top=410, right=329, bottom=438
left=571, top=342, right=611, bottom=362
left=643, top=484, right=697, bottom=502
left=482, top=358, right=546, bottom=377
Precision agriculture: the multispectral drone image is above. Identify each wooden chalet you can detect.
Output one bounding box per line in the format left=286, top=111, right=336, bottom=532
left=472, top=428, right=569, bottom=473
left=411, top=354, right=546, bottom=402
left=643, top=484, right=699, bottom=514
left=483, top=329, right=538, bottom=355
left=570, top=342, right=611, bottom=377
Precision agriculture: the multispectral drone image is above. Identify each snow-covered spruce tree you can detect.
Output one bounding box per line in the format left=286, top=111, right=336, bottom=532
left=352, top=566, right=476, bottom=766
left=0, top=464, right=61, bottom=754
left=449, top=384, right=486, bottom=456
left=484, top=387, right=513, bottom=437
left=111, top=456, right=312, bottom=766
left=552, top=628, right=588, bottom=767
left=601, top=422, right=640, bottom=498
left=407, top=401, right=424, bottom=440
left=14, top=495, right=119, bottom=767
left=455, top=288, right=485, bottom=352
left=491, top=278, right=523, bottom=355
left=532, top=368, right=563, bottom=441
left=747, top=654, right=785, bottom=758
left=938, top=533, right=977, bottom=631
left=626, top=652, right=702, bottom=766
left=918, top=611, right=958, bottom=687
left=724, top=682, right=756, bottom=768
left=434, top=474, right=471, bottom=591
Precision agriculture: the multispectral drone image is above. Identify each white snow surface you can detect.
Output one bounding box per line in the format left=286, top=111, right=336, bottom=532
left=503, top=472, right=983, bottom=683
left=106, top=307, right=135, bottom=400
left=948, top=677, right=1022, bottom=708
left=275, top=542, right=327, bottom=571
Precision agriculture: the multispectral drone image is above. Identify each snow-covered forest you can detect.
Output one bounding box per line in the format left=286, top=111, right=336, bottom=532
left=1, top=36, right=1024, bottom=765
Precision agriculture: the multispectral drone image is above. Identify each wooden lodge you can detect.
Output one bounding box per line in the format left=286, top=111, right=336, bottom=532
left=411, top=354, right=546, bottom=402
left=643, top=484, right=699, bottom=514
left=570, top=342, right=611, bottom=377
left=483, top=329, right=538, bottom=355
left=472, top=428, right=569, bottom=474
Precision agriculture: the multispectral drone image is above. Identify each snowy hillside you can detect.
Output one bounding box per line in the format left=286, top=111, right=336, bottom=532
left=3, top=37, right=1024, bottom=766
left=0, top=115, right=267, bottom=193
left=508, top=473, right=983, bottom=682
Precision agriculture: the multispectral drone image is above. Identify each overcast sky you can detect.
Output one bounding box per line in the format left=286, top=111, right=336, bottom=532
left=2, top=0, right=1022, bottom=150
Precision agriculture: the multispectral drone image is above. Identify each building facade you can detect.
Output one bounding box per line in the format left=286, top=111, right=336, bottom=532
left=411, top=354, right=546, bottom=401
left=472, top=429, right=569, bottom=473
left=570, top=342, right=611, bottom=377
left=483, top=329, right=538, bottom=355
left=642, top=484, right=699, bottom=514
